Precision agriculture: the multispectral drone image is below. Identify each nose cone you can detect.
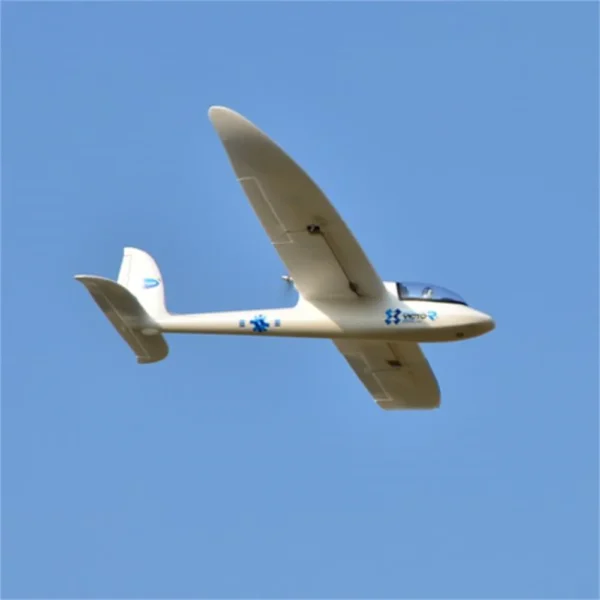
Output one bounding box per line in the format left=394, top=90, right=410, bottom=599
left=475, top=311, right=495, bottom=335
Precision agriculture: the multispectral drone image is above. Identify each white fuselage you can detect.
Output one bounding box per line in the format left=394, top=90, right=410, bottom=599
left=157, top=281, right=494, bottom=343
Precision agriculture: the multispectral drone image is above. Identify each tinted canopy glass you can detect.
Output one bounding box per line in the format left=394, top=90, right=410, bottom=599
left=396, top=282, right=467, bottom=305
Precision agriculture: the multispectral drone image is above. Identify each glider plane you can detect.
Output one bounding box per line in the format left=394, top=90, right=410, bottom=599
left=75, top=106, right=495, bottom=410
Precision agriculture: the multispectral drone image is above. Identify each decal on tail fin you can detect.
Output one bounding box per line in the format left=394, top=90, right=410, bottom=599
left=143, top=278, right=161, bottom=289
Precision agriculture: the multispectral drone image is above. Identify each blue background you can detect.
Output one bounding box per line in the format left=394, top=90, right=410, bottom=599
left=3, top=3, right=598, bottom=598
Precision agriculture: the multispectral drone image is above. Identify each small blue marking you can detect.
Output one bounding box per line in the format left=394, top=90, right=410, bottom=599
left=385, top=308, right=401, bottom=325
left=250, top=315, right=270, bottom=333
left=427, top=311, right=438, bottom=321
left=274, top=319, right=281, bottom=327
left=239, top=319, right=246, bottom=328
left=143, top=278, right=160, bottom=289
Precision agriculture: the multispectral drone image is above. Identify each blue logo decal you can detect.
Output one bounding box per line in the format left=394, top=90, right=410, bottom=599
left=385, top=308, right=401, bottom=325
left=143, top=278, right=160, bottom=289
left=250, top=315, right=270, bottom=333
left=385, top=309, right=439, bottom=324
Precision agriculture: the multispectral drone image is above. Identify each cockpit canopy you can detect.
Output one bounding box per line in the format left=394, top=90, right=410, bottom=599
left=396, top=282, right=467, bottom=306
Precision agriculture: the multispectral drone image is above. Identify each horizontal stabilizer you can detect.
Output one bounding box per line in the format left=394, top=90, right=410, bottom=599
left=75, top=275, right=169, bottom=364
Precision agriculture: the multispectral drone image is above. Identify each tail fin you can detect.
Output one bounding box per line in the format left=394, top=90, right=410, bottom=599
left=75, top=247, right=169, bottom=364
left=117, top=247, right=168, bottom=319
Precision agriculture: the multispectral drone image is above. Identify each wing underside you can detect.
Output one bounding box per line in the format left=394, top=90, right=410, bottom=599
left=334, top=339, right=441, bottom=410
left=208, top=107, right=386, bottom=302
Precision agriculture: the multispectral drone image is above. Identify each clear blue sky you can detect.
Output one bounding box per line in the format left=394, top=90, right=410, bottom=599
left=3, top=3, right=598, bottom=598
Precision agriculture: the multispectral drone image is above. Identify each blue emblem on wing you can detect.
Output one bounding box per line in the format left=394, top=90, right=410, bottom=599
left=143, top=278, right=160, bottom=289
left=250, top=315, right=270, bottom=333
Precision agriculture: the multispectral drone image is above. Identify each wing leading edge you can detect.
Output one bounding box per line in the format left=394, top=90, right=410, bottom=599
left=334, top=339, right=441, bottom=409
left=208, top=106, right=386, bottom=302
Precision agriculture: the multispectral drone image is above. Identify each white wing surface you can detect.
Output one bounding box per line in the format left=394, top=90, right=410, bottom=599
left=334, top=339, right=441, bottom=409
left=208, top=106, right=386, bottom=302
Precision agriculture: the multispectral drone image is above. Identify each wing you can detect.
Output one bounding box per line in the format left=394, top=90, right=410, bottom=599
left=208, top=106, right=386, bottom=302
left=333, top=339, right=441, bottom=410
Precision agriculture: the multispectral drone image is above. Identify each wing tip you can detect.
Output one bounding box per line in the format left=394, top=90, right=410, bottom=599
left=208, top=105, right=263, bottom=141
left=208, top=105, right=242, bottom=125
left=208, top=104, right=229, bottom=117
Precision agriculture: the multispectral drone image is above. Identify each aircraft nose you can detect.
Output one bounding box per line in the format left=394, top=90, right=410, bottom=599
left=477, top=311, right=495, bottom=334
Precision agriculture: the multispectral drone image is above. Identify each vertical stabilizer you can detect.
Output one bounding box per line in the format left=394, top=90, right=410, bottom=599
left=117, top=247, right=168, bottom=319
